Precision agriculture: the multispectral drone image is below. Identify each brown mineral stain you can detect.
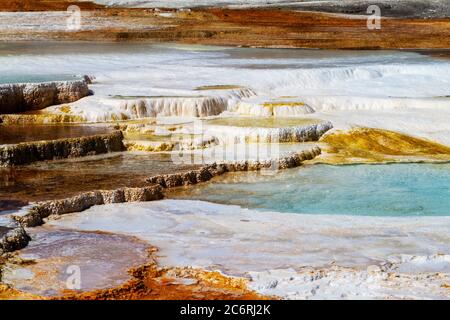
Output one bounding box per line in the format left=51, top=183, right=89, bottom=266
left=0, top=285, right=41, bottom=300
left=1, top=244, right=269, bottom=300
left=0, top=0, right=102, bottom=11
left=0, top=254, right=38, bottom=300
left=0, top=113, right=86, bottom=125
left=56, top=261, right=268, bottom=300
left=0, top=4, right=448, bottom=49
left=195, top=85, right=244, bottom=91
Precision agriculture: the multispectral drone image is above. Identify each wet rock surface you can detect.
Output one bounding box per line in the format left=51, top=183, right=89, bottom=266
left=0, top=80, right=89, bottom=114
left=0, top=131, right=125, bottom=166
left=205, top=121, right=333, bottom=144
left=147, top=146, right=321, bottom=188
left=1, top=227, right=150, bottom=296
left=2, top=223, right=263, bottom=299
left=7, top=146, right=322, bottom=228
left=0, top=225, right=30, bottom=255
left=0, top=152, right=201, bottom=210
left=0, top=226, right=10, bottom=238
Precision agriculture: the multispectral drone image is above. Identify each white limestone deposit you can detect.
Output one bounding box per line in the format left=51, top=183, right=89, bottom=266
left=232, top=97, right=315, bottom=117
left=202, top=120, right=332, bottom=143
left=248, top=261, right=450, bottom=300
left=56, top=95, right=230, bottom=121
left=125, top=134, right=218, bottom=151
left=1, top=44, right=448, bottom=147
left=46, top=200, right=450, bottom=299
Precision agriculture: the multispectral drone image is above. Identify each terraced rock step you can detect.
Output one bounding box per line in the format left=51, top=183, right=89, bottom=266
left=124, top=118, right=331, bottom=148
left=0, top=152, right=201, bottom=207
left=13, top=185, right=164, bottom=228
left=0, top=131, right=125, bottom=166
left=0, top=124, right=113, bottom=145
left=0, top=80, right=89, bottom=114
left=43, top=88, right=255, bottom=122
left=125, top=135, right=217, bottom=152
left=11, top=146, right=321, bottom=229
left=0, top=113, right=84, bottom=124
left=204, top=121, right=333, bottom=144
left=147, top=146, right=322, bottom=188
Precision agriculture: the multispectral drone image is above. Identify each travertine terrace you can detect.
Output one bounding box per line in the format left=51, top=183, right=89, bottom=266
left=1, top=0, right=449, bottom=301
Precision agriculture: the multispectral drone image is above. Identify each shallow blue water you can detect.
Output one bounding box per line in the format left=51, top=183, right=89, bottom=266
left=0, top=74, right=81, bottom=85
left=177, top=163, right=450, bottom=216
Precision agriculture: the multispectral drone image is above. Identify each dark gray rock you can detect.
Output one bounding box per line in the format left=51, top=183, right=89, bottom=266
left=0, top=226, right=30, bottom=254
left=13, top=185, right=164, bottom=228
left=0, top=80, right=90, bottom=114
left=146, top=146, right=322, bottom=189
left=0, top=131, right=125, bottom=166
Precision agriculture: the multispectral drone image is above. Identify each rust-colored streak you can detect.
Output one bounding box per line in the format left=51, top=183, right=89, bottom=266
left=0, top=4, right=448, bottom=49
left=57, top=263, right=268, bottom=300
left=1, top=246, right=269, bottom=300
left=0, top=0, right=103, bottom=11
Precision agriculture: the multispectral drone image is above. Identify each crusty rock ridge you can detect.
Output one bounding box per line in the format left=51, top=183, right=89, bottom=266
left=0, top=131, right=125, bottom=166
left=0, top=80, right=89, bottom=114
left=147, top=146, right=322, bottom=188
left=8, top=145, right=320, bottom=255
left=0, top=225, right=30, bottom=255
left=13, top=185, right=164, bottom=227
left=209, top=121, right=333, bottom=144
left=12, top=146, right=321, bottom=228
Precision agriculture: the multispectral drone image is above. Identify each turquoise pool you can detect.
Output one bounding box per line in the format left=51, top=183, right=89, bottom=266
left=0, top=74, right=81, bottom=85
left=174, top=163, right=450, bottom=216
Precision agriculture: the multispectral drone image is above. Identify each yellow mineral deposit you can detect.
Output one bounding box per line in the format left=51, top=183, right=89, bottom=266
left=319, top=128, right=450, bottom=164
